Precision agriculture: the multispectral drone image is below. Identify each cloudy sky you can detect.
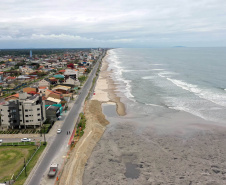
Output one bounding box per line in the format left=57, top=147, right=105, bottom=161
left=0, top=0, right=226, bottom=48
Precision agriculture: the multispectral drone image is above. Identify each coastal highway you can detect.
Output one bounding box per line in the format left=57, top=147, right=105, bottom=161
left=27, top=51, right=105, bottom=185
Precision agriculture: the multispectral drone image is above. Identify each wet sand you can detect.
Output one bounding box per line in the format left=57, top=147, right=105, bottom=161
left=83, top=105, right=226, bottom=185
left=82, top=54, right=226, bottom=184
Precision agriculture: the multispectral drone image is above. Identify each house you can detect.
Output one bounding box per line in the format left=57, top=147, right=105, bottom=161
left=52, top=85, right=71, bottom=94
left=46, top=97, right=61, bottom=104
left=38, top=79, right=50, bottom=88
left=64, top=69, right=78, bottom=80
left=38, top=86, right=48, bottom=95
left=53, top=75, right=65, bottom=83
left=46, top=89, right=63, bottom=100
left=48, top=77, right=58, bottom=85
left=5, top=93, right=19, bottom=101
left=45, top=105, right=61, bottom=121
left=5, top=76, right=16, bottom=82
left=19, top=66, right=34, bottom=74
left=23, top=87, right=38, bottom=94
left=0, top=93, right=46, bottom=129
left=17, top=75, right=31, bottom=81
left=64, top=77, right=80, bottom=86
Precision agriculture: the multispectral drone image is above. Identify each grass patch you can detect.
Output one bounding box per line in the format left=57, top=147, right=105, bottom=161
left=1, top=142, right=35, bottom=146
left=0, top=144, right=46, bottom=185
left=78, top=75, right=88, bottom=85
left=14, top=144, right=46, bottom=185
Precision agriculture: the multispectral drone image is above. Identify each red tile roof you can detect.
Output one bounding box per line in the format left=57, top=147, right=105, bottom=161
left=39, top=86, right=47, bottom=89
left=6, top=76, right=16, bottom=80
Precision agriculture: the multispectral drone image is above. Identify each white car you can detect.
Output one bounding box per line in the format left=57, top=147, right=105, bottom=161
left=0, top=139, right=2, bottom=143
left=21, top=138, right=31, bottom=142
left=57, top=129, right=62, bottom=134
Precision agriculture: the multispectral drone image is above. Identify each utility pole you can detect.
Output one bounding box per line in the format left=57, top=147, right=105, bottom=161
left=43, top=125, right=46, bottom=145
left=40, top=122, right=42, bottom=137
left=24, top=158, right=27, bottom=176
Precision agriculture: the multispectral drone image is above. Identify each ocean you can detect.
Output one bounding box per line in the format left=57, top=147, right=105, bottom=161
left=83, top=48, right=226, bottom=184
left=107, top=47, right=226, bottom=124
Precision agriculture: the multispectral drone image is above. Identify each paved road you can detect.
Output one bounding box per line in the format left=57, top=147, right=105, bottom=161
left=27, top=51, right=105, bottom=185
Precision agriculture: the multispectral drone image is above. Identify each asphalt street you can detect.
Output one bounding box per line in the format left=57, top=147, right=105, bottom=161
left=27, top=52, right=105, bottom=185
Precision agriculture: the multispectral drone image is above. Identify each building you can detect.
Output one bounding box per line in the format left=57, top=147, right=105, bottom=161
left=64, top=69, right=78, bottom=80
left=45, top=105, right=61, bottom=121
left=23, top=87, right=38, bottom=94
left=64, top=77, right=80, bottom=86
left=38, top=79, right=50, bottom=88
left=52, top=85, right=71, bottom=94
left=0, top=93, right=46, bottom=129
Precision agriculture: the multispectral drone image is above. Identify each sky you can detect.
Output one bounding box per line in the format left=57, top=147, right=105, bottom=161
left=0, top=0, right=226, bottom=48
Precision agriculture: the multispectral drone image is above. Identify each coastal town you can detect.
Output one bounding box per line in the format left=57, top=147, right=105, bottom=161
left=0, top=48, right=102, bottom=129
left=0, top=48, right=105, bottom=185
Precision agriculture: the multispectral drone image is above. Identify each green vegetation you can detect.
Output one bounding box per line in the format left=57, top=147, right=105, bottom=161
left=78, top=75, right=88, bottom=85
left=1, top=142, right=35, bottom=146
left=14, top=144, right=46, bottom=185
left=0, top=144, right=46, bottom=185
left=0, top=48, right=92, bottom=57
left=76, top=113, right=86, bottom=137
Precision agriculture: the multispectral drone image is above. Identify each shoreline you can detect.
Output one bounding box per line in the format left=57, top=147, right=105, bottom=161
left=59, top=50, right=126, bottom=185
left=92, top=53, right=126, bottom=116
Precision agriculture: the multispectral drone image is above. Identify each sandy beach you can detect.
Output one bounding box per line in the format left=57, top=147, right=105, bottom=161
left=81, top=55, right=226, bottom=184
left=61, top=50, right=226, bottom=185
left=59, top=52, right=126, bottom=185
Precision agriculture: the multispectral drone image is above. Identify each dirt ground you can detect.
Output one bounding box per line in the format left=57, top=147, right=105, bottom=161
left=59, top=100, right=109, bottom=185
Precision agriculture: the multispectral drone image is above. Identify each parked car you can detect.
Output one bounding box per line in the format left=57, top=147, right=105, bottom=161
left=21, top=138, right=31, bottom=142
left=57, top=129, right=61, bottom=134
left=0, top=139, right=2, bottom=143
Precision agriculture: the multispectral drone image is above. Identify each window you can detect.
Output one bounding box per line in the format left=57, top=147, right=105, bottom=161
left=25, top=109, right=28, bottom=112
left=2, top=120, right=3, bottom=122
left=26, top=120, right=29, bottom=122
left=37, top=113, right=40, bottom=116
left=38, top=119, right=41, bottom=121
left=25, top=115, right=28, bottom=117
left=37, top=108, right=40, bottom=111
left=19, top=109, right=21, bottom=111
left=20, top=120, right=22, bottom=122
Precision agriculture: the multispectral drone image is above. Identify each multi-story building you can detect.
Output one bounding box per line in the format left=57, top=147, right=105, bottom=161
left=0, top=93, right=46, bottom=129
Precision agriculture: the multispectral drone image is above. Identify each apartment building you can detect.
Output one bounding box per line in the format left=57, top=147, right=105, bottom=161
left=0, top=93, right=46, bottom=129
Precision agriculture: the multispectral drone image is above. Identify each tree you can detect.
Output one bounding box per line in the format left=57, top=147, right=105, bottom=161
left=67, top=63, right=74, bottom=69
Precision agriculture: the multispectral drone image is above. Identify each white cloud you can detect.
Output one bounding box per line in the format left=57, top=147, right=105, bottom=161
left=0, top=0, right=226, bottom=48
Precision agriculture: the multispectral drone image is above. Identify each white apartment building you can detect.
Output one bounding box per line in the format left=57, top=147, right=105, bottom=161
left=0, top=93, right=46, bottom=129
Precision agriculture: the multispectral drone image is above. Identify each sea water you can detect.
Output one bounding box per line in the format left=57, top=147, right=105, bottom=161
left=106, top=47, right=226, bottom=124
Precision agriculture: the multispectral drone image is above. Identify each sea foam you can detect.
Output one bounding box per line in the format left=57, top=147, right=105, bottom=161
left=166, top=78, right=226, bottom=107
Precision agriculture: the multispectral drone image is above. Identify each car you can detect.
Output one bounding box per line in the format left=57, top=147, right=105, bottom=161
left=0, top=139, right=2, bottom=143
left=21, top=138, right=31, bottom=142
left=57, top=129, right=62, bottom=134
